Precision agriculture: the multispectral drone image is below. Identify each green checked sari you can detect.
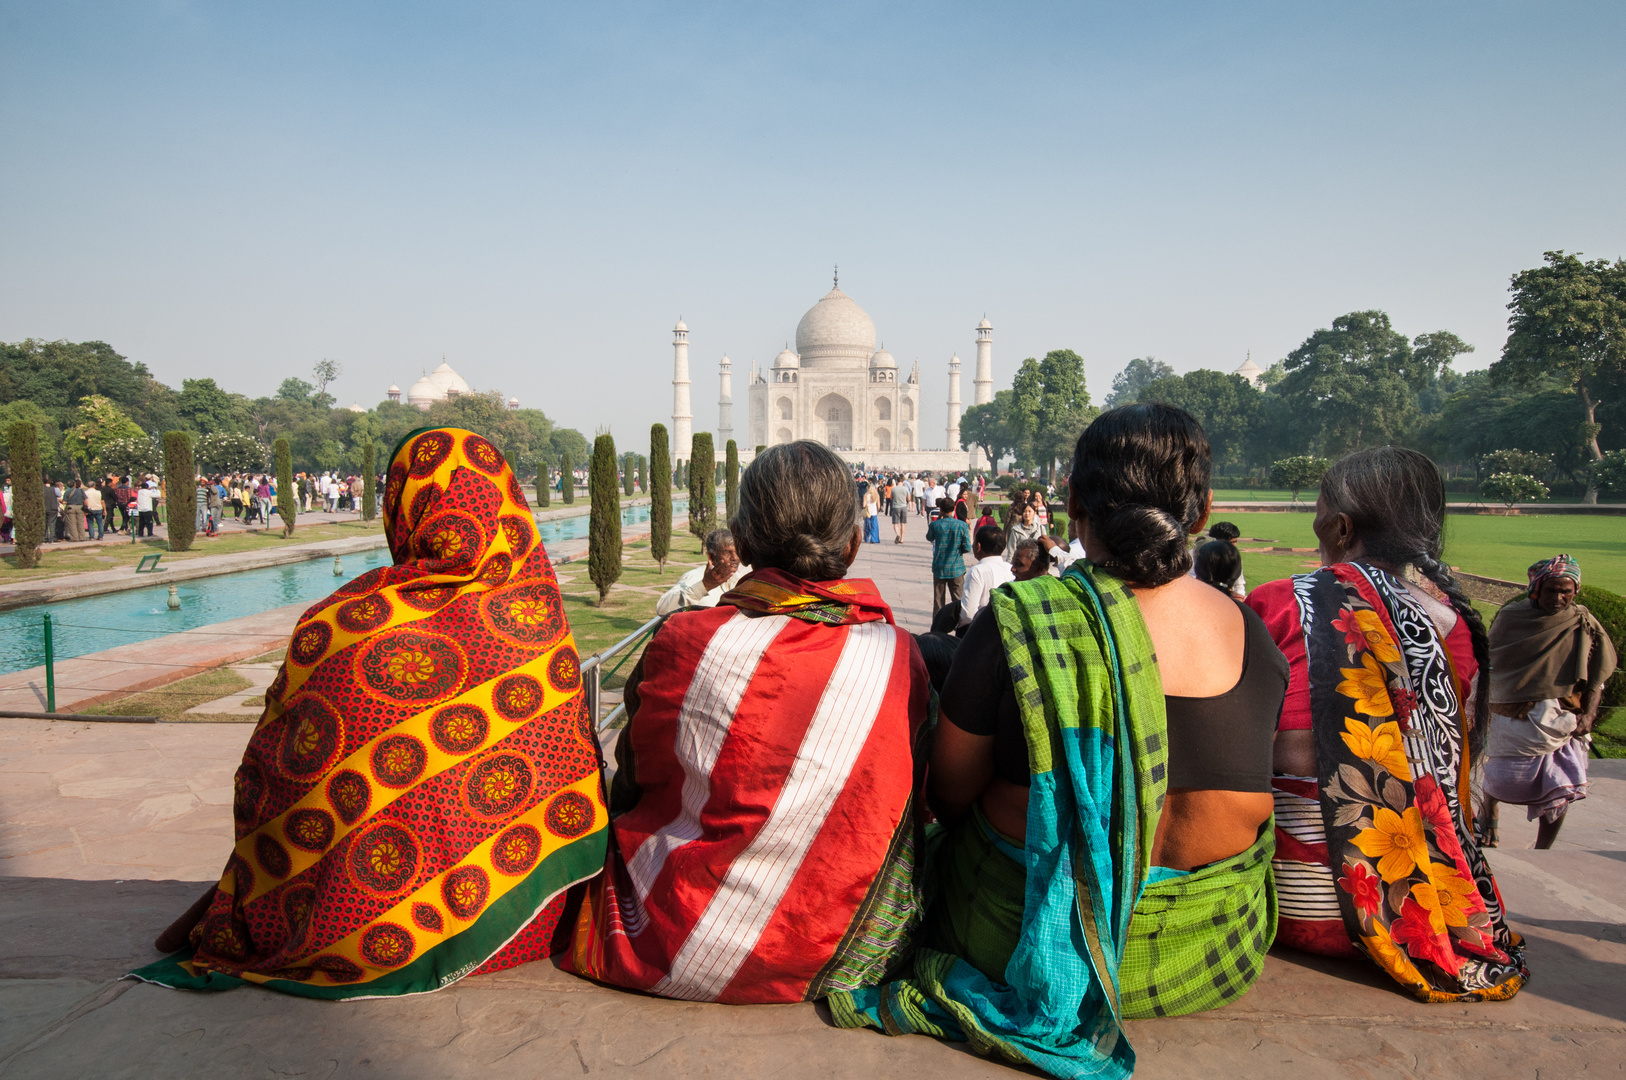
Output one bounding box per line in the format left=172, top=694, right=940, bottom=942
left=830, top=564, right=1277, bottom=1077
left=830, top=565, right=1164, bottom=1079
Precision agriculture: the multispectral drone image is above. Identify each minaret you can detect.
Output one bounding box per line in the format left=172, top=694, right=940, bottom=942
left=971, top=316, right=993, bottom=467
left=718, top=354, right=734, bottom=447
left=946, top=353, right=963, bottom=453
left=672, top=318, right=692, bottom=462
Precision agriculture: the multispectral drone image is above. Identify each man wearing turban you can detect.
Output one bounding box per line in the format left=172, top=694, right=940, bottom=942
left=1482, top=555, right=1617, bottom=848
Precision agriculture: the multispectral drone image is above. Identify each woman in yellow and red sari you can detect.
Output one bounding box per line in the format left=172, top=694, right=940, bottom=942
left=135, top=427, right=606, bottom=998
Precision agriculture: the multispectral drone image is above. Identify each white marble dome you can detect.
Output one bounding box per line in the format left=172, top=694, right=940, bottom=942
left=773, top=346, right=800, bottom=368
left=870, top=346, right=896, bottom=368
left=425, top=361, right=470, bottom=396
left=406, top=375, right=439, bottom=407
left=795, top=286, right=876, bottom=368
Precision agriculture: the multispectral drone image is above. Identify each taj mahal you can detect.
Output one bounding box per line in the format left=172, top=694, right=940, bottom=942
left=671, top=274, right=993, bottom=473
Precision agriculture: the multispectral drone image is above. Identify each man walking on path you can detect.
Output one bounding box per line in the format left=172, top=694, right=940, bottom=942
left=957, top=524, right=1013, bottom=628
left=135, top=480, right=157, bottom=538
left=62, top=479, right=86, bottom=541
left=926, top=498, right=971, bottom=614
left=41, top=478, right=58, bottom=544
left=913, top=474, right=927, bottom=515
left=890, top=473, right=911, bottom=543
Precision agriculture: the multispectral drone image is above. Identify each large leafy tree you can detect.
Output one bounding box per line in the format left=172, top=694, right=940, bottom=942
left=0, top=400, right=63, bottom=474
left=1105, top=357, right=1175, bottom=408
left=1138, top=370, right=1264, bottom=469
left=176, top=378, right=244, bottom=435
left=1009, top=350, right=1093, bottom=477
left=1271, top=311, right=1469, bottom=455
left=61, top=395, right=145, bottom=475
left=1492, top=250, right=1626, bottom=502
left=959, top=389, right=1019, bottom=471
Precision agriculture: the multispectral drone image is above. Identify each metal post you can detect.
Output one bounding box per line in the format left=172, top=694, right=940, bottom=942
left=43, top=613, right=55, bottom=714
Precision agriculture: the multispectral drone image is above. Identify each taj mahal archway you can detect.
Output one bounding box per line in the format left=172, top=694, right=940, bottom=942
left=874, top=428, right=892, bottom=451
left=816, top=393, right=852, bottom=450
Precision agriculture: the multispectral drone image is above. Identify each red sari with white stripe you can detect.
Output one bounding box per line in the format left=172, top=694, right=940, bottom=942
left=563, top=571, right=930, bottom=1003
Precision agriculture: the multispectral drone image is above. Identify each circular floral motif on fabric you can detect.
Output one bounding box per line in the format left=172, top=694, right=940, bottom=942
left=336, top=594, right=394, bottom=635
left=441, top=865, right=491, bottom=921
left=412, top=902, right=444, bottom=933
left=360, top=922, right=416, bottom=968
left=506, top=472, right=529, bottom=509
left=349, top=821, right=420, bottom=895
left=545, top=791, right=596, bottom=839
left=278, top=695, right=344, bottom=779
left=491, top=823, right=543, bottom=875
left=234, top=763, right=266, bottom=826
left=370, top=734, right=428, bottom=788
left=228, top=854, right=254, bottom=898
left=255, top=833, right=292, bottom=878
left=408, top=482, right=443, bottom=528
left=481, top=582, right=563, bottom=646
left=413, top=510, right=484, bottom=567
left=267, top=667, right=289, bottom=703
left=498, top=515, right=534, bottom=559
left=464, top=753, right=534, bottom=819
left=398, top=584, right=457, bottom=613
left=311, top=954, right=364, bottom=983
left=477, top=552, right=513, bottom=588
left=289, top=621, right=333, bottom=667
left=285, top=808, right=337, bottom=852
left=493, top=674, right=543, bottom=721
left=282, top=883, right=317, bottom=946
left=203, top=912, right=249, bottom=962
left=326, top=769, right=372, bottom=825
left=430, top=704, right=489, bottom=755
left=463, top=433, right=504, bottom=476
left=408, top=431, right=455, bottom=479
left=386, top=462, right=408, bottom=511
left=357, top=630, right=468, bottom=705
left=267, top=966, right=314, bottom=982
left=547, top=648, right=581, bottom=692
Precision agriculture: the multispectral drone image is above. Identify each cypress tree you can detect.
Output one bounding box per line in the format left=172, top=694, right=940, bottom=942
left=676, top=459, right=685, bottom=489
left=362, top=443, right=377, bottom=521
left=587, top=432, right=622, bottom=604
left=637, top=454, right=648, bottom=494
left=164, top=431, right=196, bottom=552
left=715, top=460, right=724, bottom=486
left=622, top=451, right=636, bottom=496
left=688, top=433, right=715, bottom=538
left=650, top=423, right=672, bottom=572
left=725, top=439, right=740, bottom=523
left=534, top=458, right=550, bottom=508
left=755, top=444, right=765, bottom=456
left=8, top=422, right=44, bottom=569
left=560, top=451, right=574, bottom=504
left=275, top=437, right=296, bottom=537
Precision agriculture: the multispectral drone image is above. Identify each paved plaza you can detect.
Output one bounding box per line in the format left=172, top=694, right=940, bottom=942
left=1, top=525, right=1623, bottom=1078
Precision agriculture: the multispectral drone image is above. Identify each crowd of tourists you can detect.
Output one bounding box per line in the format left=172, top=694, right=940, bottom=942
left=136, top=415, right=1612, bottom=1079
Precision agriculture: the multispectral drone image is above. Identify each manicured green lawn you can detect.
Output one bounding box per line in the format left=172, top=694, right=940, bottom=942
left=1221, top=512, right=1626, bottom=594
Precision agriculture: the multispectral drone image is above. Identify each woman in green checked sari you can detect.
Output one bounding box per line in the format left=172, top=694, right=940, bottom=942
left=830, top=404, right=1286, bottom=1079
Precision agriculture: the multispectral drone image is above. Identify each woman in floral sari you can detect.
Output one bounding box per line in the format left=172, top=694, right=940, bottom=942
left=1247, top=446, right=1527, bottom=1001
left=135, top=427, right=606, bottom=998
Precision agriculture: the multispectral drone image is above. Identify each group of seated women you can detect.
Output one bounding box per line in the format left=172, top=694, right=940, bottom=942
left=138, top=410, right=1529, bottom=1080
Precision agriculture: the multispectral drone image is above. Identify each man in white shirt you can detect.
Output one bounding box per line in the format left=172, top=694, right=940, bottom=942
left=958, top=524, right=1015, bottom=628
left=928, top=480, right=947, bottom=513
left=946, top=479, right=961, bottom=503
left=135, top=481, right=157, bottom=538
left=655, top=528, right=751, bottom=616
left=912, top=475, right=927, bottom=515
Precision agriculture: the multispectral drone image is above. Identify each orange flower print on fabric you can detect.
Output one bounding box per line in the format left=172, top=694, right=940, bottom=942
left=1419, top=865, right=1479, bottom=930
left=1340, top=717, right=1411, bottom=780
left=1352, top=806, right=1431, bottom=882
left=1332, top=608, right=1402, bottom=663
left=1361, top=921, right=1431, bottom=993
left=1337, top=654, right=1394, bottom=718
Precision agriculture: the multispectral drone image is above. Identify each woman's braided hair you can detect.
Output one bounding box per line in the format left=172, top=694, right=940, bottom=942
left=1069, top=403, right=1212, bottom=587
left=730, top=440, right=859, bottom=581
left=1319, top=446, right=1490, bottom=754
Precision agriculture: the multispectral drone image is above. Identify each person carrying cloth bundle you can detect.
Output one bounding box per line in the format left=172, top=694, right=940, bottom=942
left=1247, top=446, right=1528, bottom=1002
left=830, top=404, right=1283, bottom=1080
left=562, top=440, right=931, bottom=1004
left=134, top=427, right=606, bottom=997
left=1480, top=554, right=1617, bottom=849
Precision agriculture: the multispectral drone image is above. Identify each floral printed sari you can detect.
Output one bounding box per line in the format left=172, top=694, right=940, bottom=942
left=1290, top=563, right=1526, bottom=1001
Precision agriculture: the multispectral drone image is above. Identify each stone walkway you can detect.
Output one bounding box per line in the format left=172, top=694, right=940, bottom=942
left=1, top=524, right=1623, bottom=1077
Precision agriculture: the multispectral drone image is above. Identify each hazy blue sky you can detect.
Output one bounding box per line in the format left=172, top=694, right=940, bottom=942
left=3, top=2, right=1623, bottom=444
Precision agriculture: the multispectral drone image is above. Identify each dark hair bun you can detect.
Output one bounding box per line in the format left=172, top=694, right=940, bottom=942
left=1096, top=504, right=1192, bottom=586
left=1069, top=403, right=1212, bottom=588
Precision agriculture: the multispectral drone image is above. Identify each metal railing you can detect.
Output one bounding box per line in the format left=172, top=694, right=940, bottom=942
left=578, top=614, right=667, bottom=731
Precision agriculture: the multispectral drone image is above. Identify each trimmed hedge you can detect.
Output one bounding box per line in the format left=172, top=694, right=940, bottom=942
left=163, top=431, right=196, bottom=551
left=275, top=438, right=296, bottom=536
left=688, top=433, right=715, bottom=538
left=560, top=452, right=574, bottom=504
left=534, top=458, right=550, bottom=508
left=588, top=433, right=622, bottom=604
left=650, top=424, right=671, bottom=572
left=362, top=443, right=377, bottom=521
left=8, top=422, right=44, bottom=568
left=1580, top=585, right=1626, bottom=709
left=725, top=440, right=739, bottom=524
